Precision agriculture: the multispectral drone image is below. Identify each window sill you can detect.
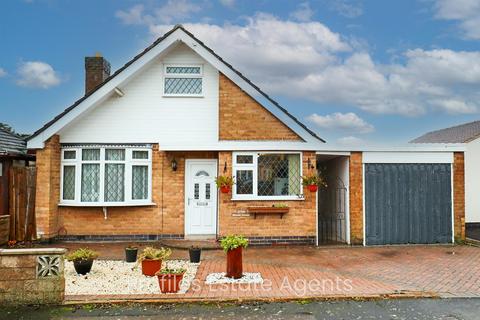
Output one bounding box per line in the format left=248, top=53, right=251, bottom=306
left=162, top=94, right=204, bottom=98
left=230, top=196, right=304, bottom=201
left=58, top=202, right=157, bottom=207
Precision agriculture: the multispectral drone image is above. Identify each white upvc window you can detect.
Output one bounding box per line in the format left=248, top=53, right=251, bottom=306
left=232, top=152, right=303, bottom=201
left=60, top=146, right=152, bottom=206
left=163, top=64, right=203, bottom=97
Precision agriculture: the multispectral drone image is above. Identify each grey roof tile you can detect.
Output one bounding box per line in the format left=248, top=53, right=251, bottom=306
left=0, top=128, right=27, bottom=155
left=411, top=120, right=480, bottom=143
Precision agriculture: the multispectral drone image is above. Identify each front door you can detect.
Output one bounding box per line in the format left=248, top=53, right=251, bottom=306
left=185, top=160, right=217, bottom=236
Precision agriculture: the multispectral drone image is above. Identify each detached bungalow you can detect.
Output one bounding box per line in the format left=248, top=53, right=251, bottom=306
left=27, top=25, right=465, bottom=246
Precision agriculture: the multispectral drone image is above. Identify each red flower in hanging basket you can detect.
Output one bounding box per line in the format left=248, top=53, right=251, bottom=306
left=220, top=185, right=231, bottom=194
left=307, top=184, right=318, bottom=192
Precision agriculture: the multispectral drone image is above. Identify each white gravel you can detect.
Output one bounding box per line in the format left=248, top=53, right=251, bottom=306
left=205, top=272, right=263, bottom=284
left=65, top=260, right=199, bottom=295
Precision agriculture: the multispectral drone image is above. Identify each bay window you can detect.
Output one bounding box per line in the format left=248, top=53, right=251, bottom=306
left=60, top=146, right=152, bottom=206
left=232, top=152, right=303, bottom=200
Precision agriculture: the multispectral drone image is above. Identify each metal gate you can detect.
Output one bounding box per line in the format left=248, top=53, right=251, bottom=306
left=365, top=163, right=452, bottom=245
left=318, top=177, right=347, bottom=244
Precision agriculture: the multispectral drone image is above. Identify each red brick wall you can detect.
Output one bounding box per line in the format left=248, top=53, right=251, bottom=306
left=35, top=135, right=60, bottom=238
left=219, top=73, right=302, bottom=141
left=454, top=152, right=466, bottom=241
left=349, top=152, right=363, bottom=245
left=218, top=151, right=317, bottom=237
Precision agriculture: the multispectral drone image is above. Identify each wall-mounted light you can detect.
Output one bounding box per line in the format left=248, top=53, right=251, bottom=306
left=223, top=161, right=227, bottom=173
left=171, top=158, right=178, bottom=171
left=307, top=158, right=315, bottom=170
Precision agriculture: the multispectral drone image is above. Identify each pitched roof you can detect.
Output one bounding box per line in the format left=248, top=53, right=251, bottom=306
left=27, top=25, right=324, bottom=146
left=411, top=120, right=480, bottom=143
left=0, top=128, right=27, bottom=155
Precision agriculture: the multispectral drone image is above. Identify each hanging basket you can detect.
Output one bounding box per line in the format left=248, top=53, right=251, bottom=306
left=220, top=186, right=231, bottom=194
left=307, top=185, right=318, bottom=192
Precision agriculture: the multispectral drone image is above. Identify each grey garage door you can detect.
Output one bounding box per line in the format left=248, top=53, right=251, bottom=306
left=365, top=163, right=452, bottom=245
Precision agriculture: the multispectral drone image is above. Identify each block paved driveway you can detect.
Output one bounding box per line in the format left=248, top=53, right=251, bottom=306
left=59, top=243, right=480, bottom=302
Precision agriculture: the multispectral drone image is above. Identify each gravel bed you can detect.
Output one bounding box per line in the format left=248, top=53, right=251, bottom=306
left=65, top=260, right=199, bottom=295
left=205, top=272, right=263, bottom=284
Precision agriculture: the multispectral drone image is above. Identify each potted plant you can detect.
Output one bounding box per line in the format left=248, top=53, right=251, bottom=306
left=220, top=235, right=248, bottom=279
left=156, top=264, right=186, bottom=293
left=189, top=245, right=201, bottom=263
left=136, top=246, right=171, bottom=277
left=215, top=175, right=234, bottom=194
left=302, top=174, right=327, bottom=192
left=125, top=244, right=138, bottom=263
left=66, top=248, right=99, bottom=275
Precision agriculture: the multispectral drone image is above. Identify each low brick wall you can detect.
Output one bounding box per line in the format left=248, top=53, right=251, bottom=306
left=0, top=215, right=9, bottom=246
left=0, top=248, right=66, bottom=305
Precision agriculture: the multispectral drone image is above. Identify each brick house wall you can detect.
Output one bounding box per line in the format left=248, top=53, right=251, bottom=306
left=349, top=152, right=363, bottom=245
left=454, top=152, right=466, bottom=241
left=218, top=74, right=302, bottom=141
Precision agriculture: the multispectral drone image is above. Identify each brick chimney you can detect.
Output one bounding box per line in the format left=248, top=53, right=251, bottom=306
left=85, top=54, right=111, bottom=95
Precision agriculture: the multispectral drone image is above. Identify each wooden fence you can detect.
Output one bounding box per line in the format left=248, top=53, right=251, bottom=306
left=9, top=166, right=36, bottom=242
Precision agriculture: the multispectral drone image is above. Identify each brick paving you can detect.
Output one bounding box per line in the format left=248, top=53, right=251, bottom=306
left=53, top=242, right=480, bottom=302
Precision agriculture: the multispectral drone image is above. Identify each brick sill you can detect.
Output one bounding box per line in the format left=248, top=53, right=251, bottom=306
left=58, top=202, right=157, bottom=207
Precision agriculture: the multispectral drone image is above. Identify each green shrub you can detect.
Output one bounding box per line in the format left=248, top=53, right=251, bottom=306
left=301, top=174, right=327, bottom=187
left=215, top=175, right=235, bottom=188
left=66, top=248, right=98, bottom=262
left=220, top=235, right=249, bottom=252
left=137, top=247, right=171, bottom=261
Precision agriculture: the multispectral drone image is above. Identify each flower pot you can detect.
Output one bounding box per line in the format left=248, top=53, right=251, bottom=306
left=226, top=247, right=243, bottom=279
left=189, top=248, right=201, bottom=263
left=157, top=273, right=185, bottom=293
left=220, top=186, right=231, bottom=194
left=307, top=184, right=318, bottom=192
left=73, top=259, right=94, bottom=275
left=142, top=259, right=162, bottom=276
left=125, top=247, right=138, bottom=263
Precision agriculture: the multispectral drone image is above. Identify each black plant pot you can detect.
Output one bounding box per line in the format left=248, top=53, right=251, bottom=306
left=189, top=248, right=201, bottom=263
left=125, top=248, right=138, bottom=263
left=73, top=259, right=94, bottom=275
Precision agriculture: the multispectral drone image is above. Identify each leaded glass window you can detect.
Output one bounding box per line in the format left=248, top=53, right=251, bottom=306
left=132, top=166, right=148, bottom=200
left=232, top=152, right=302, bottom=199
left=62, top=166, right=75, bottom=200
left=81, top=164, right=100, bottom=202
left=105, top=164, right=125, bottom=202
left=205, top=183, right=211, bottom=200
left=105, top=149, right=125, bottom=161
left=61, top=147, right=152, bottom=204
left=164, top=65, right=203, bottom=96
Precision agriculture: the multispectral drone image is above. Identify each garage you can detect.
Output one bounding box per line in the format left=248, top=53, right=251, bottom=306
left=364, top=153, right=454, bottom=245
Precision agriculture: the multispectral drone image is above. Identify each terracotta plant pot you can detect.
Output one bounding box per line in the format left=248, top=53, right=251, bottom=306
left=73, top=259, right=94, bottom=275
left=157, top=273, right=185, bottom=293
left=307, top=184, right=318, bottom=192
left=226, top=247, right=243, bottom=279
left=220, top=186, right=231, bottom=194
left=142, top=259, right=162, bottom=276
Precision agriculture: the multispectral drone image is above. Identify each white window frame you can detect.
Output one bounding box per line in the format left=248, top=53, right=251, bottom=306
left=231, top=151, right=304, bottom=201
left=59, top=146, right=153, bottom=206
left=163, top=64, right=204, bottom=97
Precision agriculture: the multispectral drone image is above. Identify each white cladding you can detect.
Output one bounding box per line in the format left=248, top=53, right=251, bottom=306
left=465, top=138, right=480, bottom=223
left=59, top=43, right=219, bottom=145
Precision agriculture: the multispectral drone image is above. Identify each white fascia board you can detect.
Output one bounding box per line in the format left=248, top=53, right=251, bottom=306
left=27, top=34, right=182, bottom=149
left=314, top=143, right=466, bottom=153
left=363, top=151, right=454, bottom=164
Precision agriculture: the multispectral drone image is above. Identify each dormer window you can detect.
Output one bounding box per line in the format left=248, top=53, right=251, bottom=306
left=163, top=65, right=203, bottom=96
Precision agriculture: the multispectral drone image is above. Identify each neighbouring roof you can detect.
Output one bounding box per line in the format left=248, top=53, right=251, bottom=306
left=0, top=128, right=27, bottom=155
left=27, top=24, right=324, bottom=146
left=411, top=120, right=480, bottom=144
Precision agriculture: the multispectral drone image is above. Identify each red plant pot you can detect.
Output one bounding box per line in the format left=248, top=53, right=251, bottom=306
left=157, top=273, right=184, bottom=293
left=142, top=259, right=162, bottom=277
left=307, top=184, right=318, bottom=192
left=220, top=186, right=231, bottom=194
left=226, top=247, right=243, bottom=279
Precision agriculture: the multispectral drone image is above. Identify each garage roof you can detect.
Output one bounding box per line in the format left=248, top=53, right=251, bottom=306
left=411, top=120, right=480, bottom=144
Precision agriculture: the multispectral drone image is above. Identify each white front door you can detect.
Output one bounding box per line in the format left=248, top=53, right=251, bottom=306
left=185, top=160, right=217, bottom=236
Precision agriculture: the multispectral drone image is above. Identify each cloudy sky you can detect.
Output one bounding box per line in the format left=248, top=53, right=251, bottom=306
left=1, top=0, right=480, bottom=145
